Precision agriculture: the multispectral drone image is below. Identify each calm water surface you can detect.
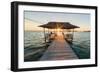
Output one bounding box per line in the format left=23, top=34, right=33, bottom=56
left=24, top=31, right=90, bottom=59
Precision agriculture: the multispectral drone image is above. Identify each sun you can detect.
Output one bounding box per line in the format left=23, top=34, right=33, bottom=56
left=57, top=28, right=62, bottom=35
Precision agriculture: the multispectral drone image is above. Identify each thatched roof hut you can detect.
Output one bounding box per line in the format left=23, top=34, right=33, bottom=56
left=39, top=22, right=79, bottom=29
left=39, top=22, right=79, bottom=43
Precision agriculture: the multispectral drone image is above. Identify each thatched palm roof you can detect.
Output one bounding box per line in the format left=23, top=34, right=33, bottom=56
left=39, top=22, right=79, bottom=29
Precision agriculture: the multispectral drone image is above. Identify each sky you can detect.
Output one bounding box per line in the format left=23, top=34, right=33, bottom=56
left=24, top=11, right=90, bottom=31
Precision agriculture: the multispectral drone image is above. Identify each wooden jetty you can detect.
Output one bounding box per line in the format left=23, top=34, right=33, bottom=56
left=40, top=32, right=78, bottom=60
left=39, top=22, right=79, bottom=60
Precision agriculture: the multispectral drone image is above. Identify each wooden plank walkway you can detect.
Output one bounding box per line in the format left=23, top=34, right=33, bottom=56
left=40, top=32, right=78, bottom=61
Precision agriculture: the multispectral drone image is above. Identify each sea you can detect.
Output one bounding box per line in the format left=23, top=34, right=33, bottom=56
left=24, top=31, right=45, bottom=48
left=24, top=31, right=90, bottom=60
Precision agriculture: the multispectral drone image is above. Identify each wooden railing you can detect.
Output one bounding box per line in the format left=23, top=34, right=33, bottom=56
left=64, top=34, right=73, bottom=43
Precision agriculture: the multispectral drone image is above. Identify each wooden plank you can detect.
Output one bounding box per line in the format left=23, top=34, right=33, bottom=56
left=40, top=32, right=78, bottom=61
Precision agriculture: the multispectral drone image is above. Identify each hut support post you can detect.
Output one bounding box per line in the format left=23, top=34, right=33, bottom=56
left=72, top=29, right=74, bottom=43
left=48, top=28, right=50, bottom=42
left=62, top=29, right=64, bottom=36
left=43, top=28, right=46, bottom=44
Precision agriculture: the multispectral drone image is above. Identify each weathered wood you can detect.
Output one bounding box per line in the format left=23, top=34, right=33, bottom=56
left=40, top=32, right=78, bottom=61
